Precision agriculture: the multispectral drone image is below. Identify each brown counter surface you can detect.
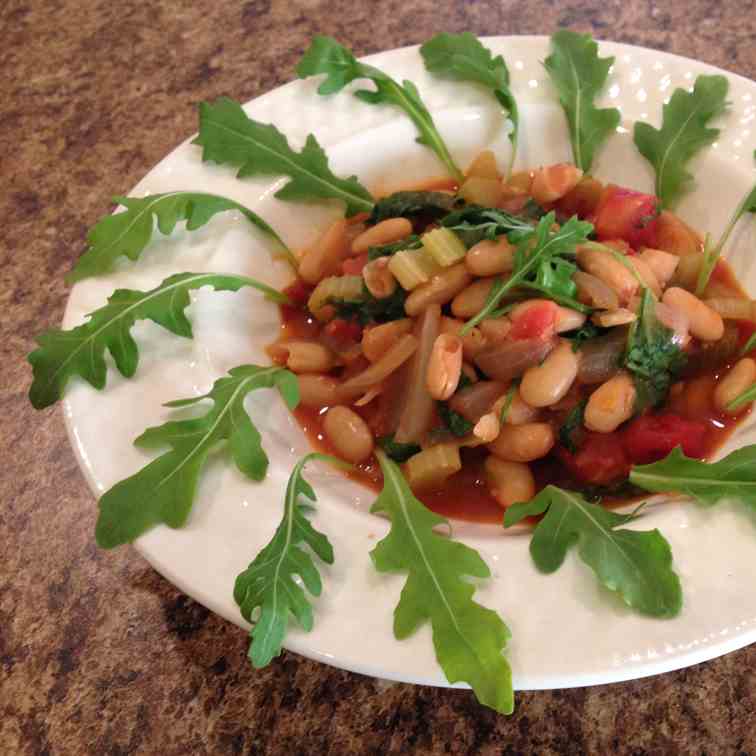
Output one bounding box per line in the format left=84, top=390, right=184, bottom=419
left=2, top=1, right=756, bottom=753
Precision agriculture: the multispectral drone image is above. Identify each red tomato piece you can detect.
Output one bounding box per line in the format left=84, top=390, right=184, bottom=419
left=558, top=431, right=630, bottom=485
left=283, top=279, right=313, bottom=306
left=509, top=300, right=558, bottom=340
left=593, top=186, right=661, bottom=249
left=324, top=318, right=363, bottom=350
left=622, top=413, right=708, bottom=465
left=342, top=252, right=369, bottom=276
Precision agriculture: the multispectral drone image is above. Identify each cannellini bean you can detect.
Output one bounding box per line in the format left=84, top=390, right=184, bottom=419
left=670, top=251, right=704, bottom=290
left=405, top=264, right=472, bottom=317
left=576, top=245, right=639, bottom=304
left=323, top=406, right=374, bottom=463
left=362, top=319, right=413, bottom=362
left=626, top=256, right=662, bottom=298
left=440, top=317, right=487, bottom=360
left=520, top=340, right=580, bottom=407
left=426, top=333, right=463, bottom=400
left=299, top=219, right=349, bottom=285
left=662, top=287, right=724, bottom=341
left=272, top=341, right=336, bottom=373
left=493, top=388, right=539, bottom=425
left=465, top=239, right=515, bottom=277
left=714, top=358, right=756, bottom=414
left=363, top=257, right=397, bottom=299
left=584, top=371, right=636, bottom=433
left=473, top=412, right=501, bottom=443
left=640, top=248, right=679, bottom=287
left=478, top=317, right=511, bottom=344
left=451, top=278, right=496, bottom=319
left=351, top=218, right=413, bottom=255
left=555, top=307, right=587, bottom=333
left=484, top=456, right=536, bottom=509
left=297, top=374, right=341, bottom=406
left=573, top=270, right=620, bottom=310
left=654, top=302, right=690, bottom=347
left=531, top=163, right=584, bottom=204
left=592, top=309, right=637, bottom=328
left=488, top=422, right=555, bottom=462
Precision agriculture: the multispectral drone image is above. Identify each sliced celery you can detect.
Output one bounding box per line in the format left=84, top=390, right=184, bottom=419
left=308, top=275, right=364, bottom=316
left=422, top=227, right=468, bottom=267
left=404, top=442, right=462, bottom=490
left=388, top=248, right=442, bottom=290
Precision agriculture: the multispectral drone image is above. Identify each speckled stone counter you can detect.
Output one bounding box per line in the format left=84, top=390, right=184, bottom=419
left=3, top=1, right=756, bottom=753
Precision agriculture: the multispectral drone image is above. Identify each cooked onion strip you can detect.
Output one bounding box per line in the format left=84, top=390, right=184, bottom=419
left=338, top=334, right=418, bottom=399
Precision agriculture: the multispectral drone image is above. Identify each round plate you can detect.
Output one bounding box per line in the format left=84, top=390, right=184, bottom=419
left=63, top=36, right=756, bottom=691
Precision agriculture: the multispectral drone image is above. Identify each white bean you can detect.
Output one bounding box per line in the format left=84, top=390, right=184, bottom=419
left=662, top=287, right=724, bottom=341
left=584, top=371, right=636, bottom=433
left=714, top=358, right=756, bottom=414
left=323, top=406, right=374, bottom=463
left=484, top=456, right=536, bottom=508
left=520, top=340, right=580, bottom=407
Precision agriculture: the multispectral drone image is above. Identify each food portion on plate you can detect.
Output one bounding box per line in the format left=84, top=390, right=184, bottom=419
left=27, top=31, right=756, bottom=715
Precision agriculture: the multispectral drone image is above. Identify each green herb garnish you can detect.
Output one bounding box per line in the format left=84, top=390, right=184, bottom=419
left=95, top=365, right=299, bottom=548
left=371, top=451, right=513, bottom=714
left=194, top=97, right=375, bottom=216
left=369, top=191, right=460, bottom=225
left=331, top=283, right=407, bottom=325
left=421, top=32, right=519, bottom=177
left=68, top=192, right=294, bottom=282
left=378, top=435, right=422, bottom=463
left=544, top=30, right=620, bottom=173
left=634, top=75, right=729, bottom=209
left=296, top=36, right=464, bottom=182
left=440, top=205, right=534, bottom=247
left=438, top=402, right=473, bottom=437
left=235, top=453, right=338, bottom=667
left=27, top=272, right=285, bottom=410
left=504, top=485, right=682, bottom=618
left=558, top=400, right=587, bottom=453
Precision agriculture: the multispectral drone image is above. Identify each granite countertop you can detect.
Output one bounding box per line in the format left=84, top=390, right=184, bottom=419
left=3, top=0, right=756, bottom=753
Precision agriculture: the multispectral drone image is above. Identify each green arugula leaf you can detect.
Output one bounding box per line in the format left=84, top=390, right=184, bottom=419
left=625, top=288, right=686, bottom=411
left=696, top=151, right=756, bottom=295
left=524, top=255, right=588, bottom=311
left=440, top=205, right=535, bottom=247
left=371, top=451, right=513, bottom=714
left=95, top=365, right=299, bottom=548
left=504, top=486, right=682, bottom=618
left=330, top=283, right=407, bottom=325
left=367, top=235, right=422, bottom=261
left=544, top=30, right=621, bottom=173
left=462, top=212, right=594, bottom=332
left=378, top=435, right=422, bottom=463
left=194, top=97, right=374, bottom=217
left=438, top=402, right=474, bottom=437
left=634, top=75, right=729, bottom=208
left=741, top=331, right=756, bottom=357
left=726, top=383, right=756, bottom=411
left=630, top=445, right=756, bottom=509
left=498, top=383, right=517, bottom=423
left=68, top=192, right=294, bottom=283
left=420, top=32, right=519, bottom=177
left=28, top=272, right=285, bottom=410
left=234, top=452, right=337, bottom=668
left=296, top=36, right=464, bottom=182
left=558, top=400, right=587, bottom=453
left=369, top=191, right=460, bottom=225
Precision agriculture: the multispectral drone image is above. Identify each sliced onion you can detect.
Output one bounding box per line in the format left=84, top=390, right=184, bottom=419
left=448, top=380, right=507, bottom=422
left=474, top=337, right=557, bottom=382
left=573, top=271, right=619, bottom=310
left=339, top=334, right=417, bottom=399
left=577, top=330, right=627, bottom=384
left=395, top=305, right=442, bottom=443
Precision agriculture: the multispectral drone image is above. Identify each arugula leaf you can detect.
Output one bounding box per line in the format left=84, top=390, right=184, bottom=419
left=369, top=191, right=460, bottom=225
left=378, top=435, right=422, bottom=463
left=420, top=32, right=519, bottom=177
left=234, top=452, right=337, bottom=668
left=194, top=97, right=374, bottom=217
left=367, top=235, right=422, bottom=261
left=696, top=151, right=756, bottom=295
left=524, top=255, right=588, bottom=311
left=371, top=451, right=513, bottom=714
left=28, top=272, right=285, bottom=410
left=504, top=485, right=682, bottom=618
left=630, top=445, right=756, bottom=510
left=296, top=36, right=464, bottom=182
left=634, top=75, right=729, bottom=208
left=95, top=365, right=299, bottom=548
left=441, top=205, right=534, bottom=247
left=462, top=212, right=594, bottom=332
left=438, top=402, right=473, bottom=437
left=498, top=384, right=517, bottom=423
left=68, top=192, right=294, bottom=283
left=331, top=283, right=407, bottom=325
left=558, top=400, right=587, bottom=453
left=625, top=289, right=686, bottom=410
left=741, top=331, right=756, bottom=357
left=563, top=322, right=602, bottom=350
left=544, top=31, right=620, bottom=173
left=727, top=382, right=756, bottom=411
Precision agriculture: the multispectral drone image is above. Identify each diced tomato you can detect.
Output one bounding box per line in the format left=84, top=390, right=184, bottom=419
left=323, top=318, right=363, bottom=351
left=593, top=185, right=661, bottom=249
left=622, top=412, right=708, bottom=464
left=342, top=252, right=369, bottom=276
left=283, top=278, right=313, bottom=306
left=558, top=432, right=630, bottom=485
left=509, top=300, right=558, bottom=340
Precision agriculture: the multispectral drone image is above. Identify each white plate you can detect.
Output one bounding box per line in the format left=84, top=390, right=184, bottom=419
left=63, top=36, right=756, bottom=691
